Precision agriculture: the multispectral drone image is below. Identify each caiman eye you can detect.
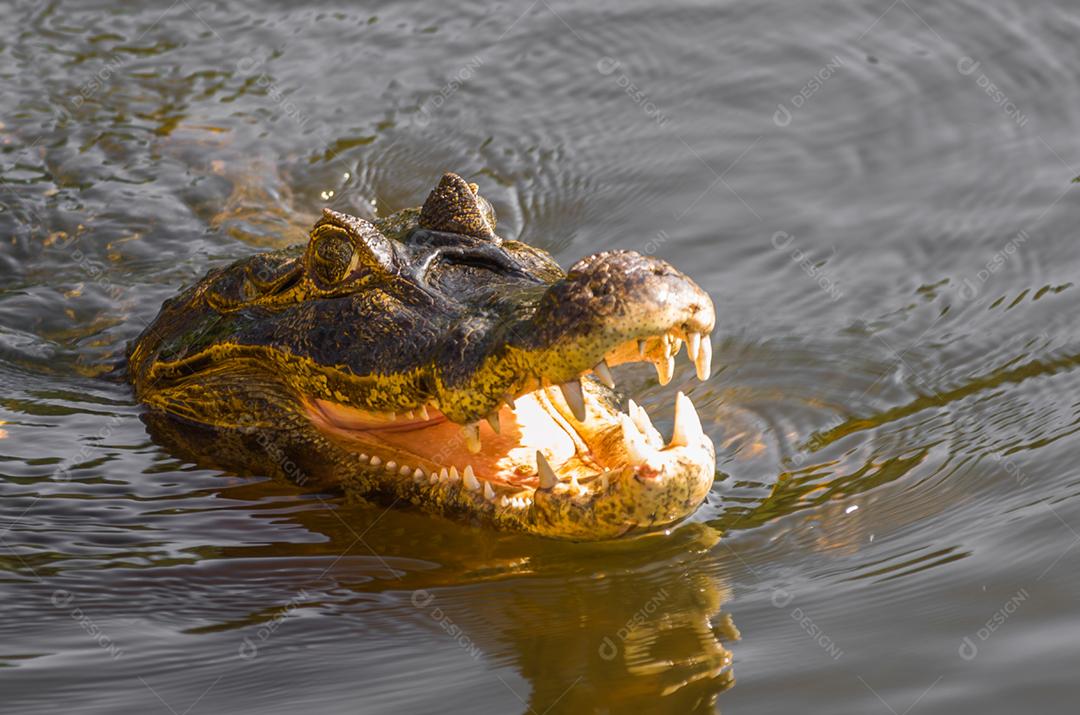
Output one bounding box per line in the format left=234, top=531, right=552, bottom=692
left=308, top=229, right=358, bottom=287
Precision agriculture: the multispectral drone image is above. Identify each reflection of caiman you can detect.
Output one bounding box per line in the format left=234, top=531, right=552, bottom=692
left=128, top=173, right=717, bottom=539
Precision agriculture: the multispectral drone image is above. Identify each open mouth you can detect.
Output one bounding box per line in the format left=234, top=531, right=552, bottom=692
left=304, top=324, right=716, bottom=538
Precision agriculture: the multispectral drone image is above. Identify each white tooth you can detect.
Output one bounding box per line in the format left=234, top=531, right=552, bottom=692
left=386, top=461, right=397, bottom=472
left=670, top=335, right=682, bottom=357
left=628, top=399, right=664, bottom=447
left=486, top=411, right=501, bottom=434
left=569, top=473, right=580, bottom=495
left=484, top=481, right=496, bottom=501
left=358, top=453, right=370, bottom=464
left=499, top=495, right=509, bottom=508
left=536, top=450, right=557, bottom=490
left=593, top=359, right=615, bottom=388
left=671, top=391, right=706, bottom=447
left=687, top=331, right=701, bottom=361
left=450, top=466, right=461, bottom=484
left=418, top=404, right=430, bottom=420
left=502, top=393, right=516, bottom=410
left=399, top=466, right=411, bottom=478
left=430, top=470, right=440, bottom=484
left=463, top=466, right=481, bottom=491
left=655, top=354, right=675, bottom=385
left=638, top=339, right=648, bottom=357
left=619, top=413, right=654, bottom=464
left=695, top=338, right=712, bottom=381
left=560, top=379, right=587, bottom=421
left=370, top=456, right=382, bottom=467
left=415, top=468, right=427, bottom=482
left=463, top=423, right=481, bottom=453
left=438, top=467, right=449, bottom=483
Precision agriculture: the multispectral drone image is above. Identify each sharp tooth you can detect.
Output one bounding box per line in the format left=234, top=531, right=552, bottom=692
left=450, top=465, right=461, bottom=484
left=463, top=466, right=481, bottom=491
left=418, top=404, right=430, bottom=420
left=484, top=481, right=496, bottom=501
left=463, top=423, right=481, bottom=453
left=486, top=411, right=501, bottom=434
left=599, top=471, right=612, bottom=490
left=499, top=495, right=509, bottom=508
left=415, top=468, right=427, bottom=482
left=655, top=354, right=675, bottom=385
left=438, top=467, right=449, bottom=483
left=628, top=399, right=664, bottom=447
left=569, top=473, right=580, bottom=495
left=638, top=339, right=648, bottom=358
left=593, top=359, right=615, bottom=388
left=695, top=338, right=712, bottom=381
left=536, top=450, right=557, bottom=490
left=370, top=456, right=382, bottom=467
left=559, top=379, right=587, bottom=421
left=687, top=331, right=701, bottom=361
left=619, top=413, right=654, bottom=464
left=502, top=393, right=516, bottom=410
left=671, top=391, right=706, bottom=447
left=670, top=335, right=682, bottom=357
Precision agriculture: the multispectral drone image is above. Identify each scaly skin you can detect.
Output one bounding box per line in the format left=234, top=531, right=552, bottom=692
left=128, top=173, right=717, bottom=540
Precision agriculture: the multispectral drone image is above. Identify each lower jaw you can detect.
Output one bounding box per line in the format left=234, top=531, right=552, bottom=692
left=304, top=385, right=716, bottom=540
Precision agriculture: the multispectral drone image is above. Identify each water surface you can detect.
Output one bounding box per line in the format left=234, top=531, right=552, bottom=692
left=2, top=0, right=1079, bottom=712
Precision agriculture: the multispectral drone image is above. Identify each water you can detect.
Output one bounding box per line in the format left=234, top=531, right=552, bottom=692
left=2, top=0, right=1079, bottom=712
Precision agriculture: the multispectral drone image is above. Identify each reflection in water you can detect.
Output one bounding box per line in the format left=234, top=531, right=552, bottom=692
left=143, top=412, right=738, bottom=713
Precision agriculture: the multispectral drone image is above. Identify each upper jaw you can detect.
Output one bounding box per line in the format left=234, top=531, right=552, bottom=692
left=432, top=249, right=716, bottom=427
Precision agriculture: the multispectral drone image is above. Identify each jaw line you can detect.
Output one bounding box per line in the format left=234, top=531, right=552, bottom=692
left=303, top=378, right=714, bottom=505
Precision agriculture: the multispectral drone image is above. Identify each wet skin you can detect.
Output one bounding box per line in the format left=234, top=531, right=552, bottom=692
left=128, top=173, right=717, bottom=540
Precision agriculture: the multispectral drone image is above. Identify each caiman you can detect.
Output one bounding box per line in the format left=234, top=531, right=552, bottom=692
left=127, top=173, right=717, bottom=540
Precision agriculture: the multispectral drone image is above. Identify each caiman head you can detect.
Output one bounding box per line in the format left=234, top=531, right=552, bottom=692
left=128, top=173, right=716, bottom=540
